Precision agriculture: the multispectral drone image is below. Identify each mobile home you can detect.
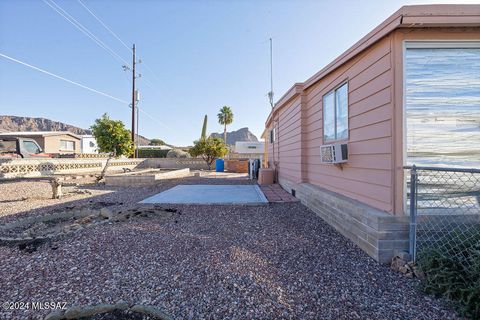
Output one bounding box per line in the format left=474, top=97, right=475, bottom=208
left=263, top=5, right=480, bottom=262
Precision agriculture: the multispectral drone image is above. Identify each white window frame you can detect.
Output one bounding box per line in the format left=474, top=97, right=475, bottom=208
left=402, top=40, right=480, bottom=213
left=60, top=140, right=75, bottom=151
left=322, top=81, right=349, bottom=143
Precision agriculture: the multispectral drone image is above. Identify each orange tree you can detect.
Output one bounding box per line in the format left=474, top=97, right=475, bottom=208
left=189, top=137, right=228, bottom=170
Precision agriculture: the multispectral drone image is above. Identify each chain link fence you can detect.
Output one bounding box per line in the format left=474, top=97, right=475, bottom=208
left=405, top=165, right=480, bottom=270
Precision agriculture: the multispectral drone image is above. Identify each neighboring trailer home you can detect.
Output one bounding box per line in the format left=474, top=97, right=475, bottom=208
left=0, top=131, right=81, bottom=154
left=80, top=135, right=99, bottom=154
left=231, top=141, right=265, bottom=159
left=263, top=5, right=480, bottom=263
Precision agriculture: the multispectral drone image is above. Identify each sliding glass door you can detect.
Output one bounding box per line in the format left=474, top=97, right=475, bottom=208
left=405, top=42, right=480, bottom=168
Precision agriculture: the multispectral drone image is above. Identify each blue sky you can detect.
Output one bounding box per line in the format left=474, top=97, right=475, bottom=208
left=0, top=0, right=477, bottom=146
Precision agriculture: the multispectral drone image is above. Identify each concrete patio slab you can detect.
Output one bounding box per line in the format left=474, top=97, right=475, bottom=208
left=139, top=184, right=268, bottom=205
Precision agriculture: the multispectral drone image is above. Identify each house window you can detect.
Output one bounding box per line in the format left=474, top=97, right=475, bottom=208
left=60, top=140, right=75, bottom=151
left=269, top=128, right=275, bottom=143
left=323, top=82, right=348, bottom=142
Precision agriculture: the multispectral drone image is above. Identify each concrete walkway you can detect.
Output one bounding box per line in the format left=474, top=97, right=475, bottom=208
left=139, top=184, right=268, bottom=205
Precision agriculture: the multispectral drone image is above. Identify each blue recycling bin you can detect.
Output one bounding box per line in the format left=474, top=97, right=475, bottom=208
left=215, top=159, right=224, bottom=172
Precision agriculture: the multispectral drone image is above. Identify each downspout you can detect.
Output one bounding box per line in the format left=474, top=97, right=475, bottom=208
left=263, top=132, right=268, bottom=168
left=273, top=117, right=279, bottom=183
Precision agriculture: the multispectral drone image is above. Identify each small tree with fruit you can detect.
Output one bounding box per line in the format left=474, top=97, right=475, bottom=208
left=189, top=137, right=228, bottom=170
left=91, top=113, right=134, bottom=157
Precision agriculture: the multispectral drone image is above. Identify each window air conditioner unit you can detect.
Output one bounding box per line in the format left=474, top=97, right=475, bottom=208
left=320, top=143, right=348, bottom=164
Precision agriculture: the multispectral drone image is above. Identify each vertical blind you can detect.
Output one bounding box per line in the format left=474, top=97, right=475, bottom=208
left=405, top=47, right=480, bottom=168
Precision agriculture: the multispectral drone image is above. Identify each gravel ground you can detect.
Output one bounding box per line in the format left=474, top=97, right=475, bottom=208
left=0, top=175, right=252, bottom=222
left=0, top=177, right=459, bottom=319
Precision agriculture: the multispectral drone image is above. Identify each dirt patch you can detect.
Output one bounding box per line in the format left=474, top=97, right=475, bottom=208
left=0, top=204, right=179, bottom=252
left=43, top=301, right=172, bottom=320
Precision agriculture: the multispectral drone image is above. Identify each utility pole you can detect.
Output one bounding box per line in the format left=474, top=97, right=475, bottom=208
left=123, top=44, right=140, bottom=158
left=136, top=103, right=139, bottom=158
left=131, top=44, right=136, bottom=158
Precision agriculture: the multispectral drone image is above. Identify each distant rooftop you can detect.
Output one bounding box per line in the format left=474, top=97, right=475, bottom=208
left=0, top=131, right=80, bottom=138
left=137, top=145, right=172, bottom=150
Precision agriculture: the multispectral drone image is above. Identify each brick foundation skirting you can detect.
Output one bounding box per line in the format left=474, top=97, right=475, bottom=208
left=278, top=177, right=409, bottom=263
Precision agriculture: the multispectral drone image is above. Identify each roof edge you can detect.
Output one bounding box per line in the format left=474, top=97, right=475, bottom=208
left=0, top=131, right=81, bottom=139
left=264, top=4, right=480, bottom=127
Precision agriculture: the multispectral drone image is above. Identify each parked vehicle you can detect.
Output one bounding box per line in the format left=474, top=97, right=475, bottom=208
left=0, top=136, right=52, bottom=158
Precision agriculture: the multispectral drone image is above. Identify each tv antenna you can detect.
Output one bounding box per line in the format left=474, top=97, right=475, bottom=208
left=267, top=38, right=274, bottom=108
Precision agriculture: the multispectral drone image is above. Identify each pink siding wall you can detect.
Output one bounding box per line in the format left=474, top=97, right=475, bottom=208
left=276, top=97, right=302, bottom=184
left=303, top=36, right=394, bottom=213
left=265, top=25, right=480, bottom=216
left=267, top=96, right=303, bottom=184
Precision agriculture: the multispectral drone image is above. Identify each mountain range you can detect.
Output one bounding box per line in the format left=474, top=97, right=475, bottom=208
left=210, top=127, right=258, bottom=145
left=0, top=116, right=259, bottom=147
left=0, top=115, right=152, bottom=145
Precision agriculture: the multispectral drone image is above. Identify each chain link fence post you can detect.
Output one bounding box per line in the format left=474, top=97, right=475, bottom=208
left=404, top=165, right=480, bottom=271
left=409, top=165, right=417, bottom=261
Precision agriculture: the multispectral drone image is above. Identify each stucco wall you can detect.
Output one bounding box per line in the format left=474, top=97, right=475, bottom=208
left=45, top=135, right=80, bottom=154
left=11, top=134, right=81, bottom=154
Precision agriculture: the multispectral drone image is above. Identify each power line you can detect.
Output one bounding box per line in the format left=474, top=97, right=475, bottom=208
left=138, top=107, right=170, bottom=130
left=75, top=0, right=163, bottom=87
left=0, top=52, right=129, bottom=104
left=74, top=0, right=165, bottom=124
left=77, top=0, right=131, bottom=52
left=43, top=0, right=130, bottom=68
left=142, top=62, right=162, bottom=83
left=1, top=51, right=169, bottom=129
left=42, top=0, right=168, bottom=131
left=140, top=77, right=157, bottom=90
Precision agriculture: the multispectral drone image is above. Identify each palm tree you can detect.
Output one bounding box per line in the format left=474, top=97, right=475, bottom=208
left=217, top=106, right=233, bottom=144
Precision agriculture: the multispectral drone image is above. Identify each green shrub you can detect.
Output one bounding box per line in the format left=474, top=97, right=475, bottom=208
left=166, top=148, right=191, bottom=158
left=137, top=149, right=169, bottom=158
left=417, top=226, right=480, bottom=319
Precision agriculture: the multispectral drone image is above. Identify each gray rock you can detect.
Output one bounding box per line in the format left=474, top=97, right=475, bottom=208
left=99, top=208, right=113, bottom=219
left=43, top=310, right=65, bottom=320
left=396, top=251, right=411, bottom=261
left=64, top=306, right=82, bottom=319
left=115, top=300, right=129, bottom=310
left=64, top=304, right=116, bottom=319
left=131, top=304, right=172, bottom=320
left=399, top=266, right=408, bottom=274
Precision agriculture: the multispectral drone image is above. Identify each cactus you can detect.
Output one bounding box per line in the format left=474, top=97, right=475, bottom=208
left=201, top=115, right=208, bottom=140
